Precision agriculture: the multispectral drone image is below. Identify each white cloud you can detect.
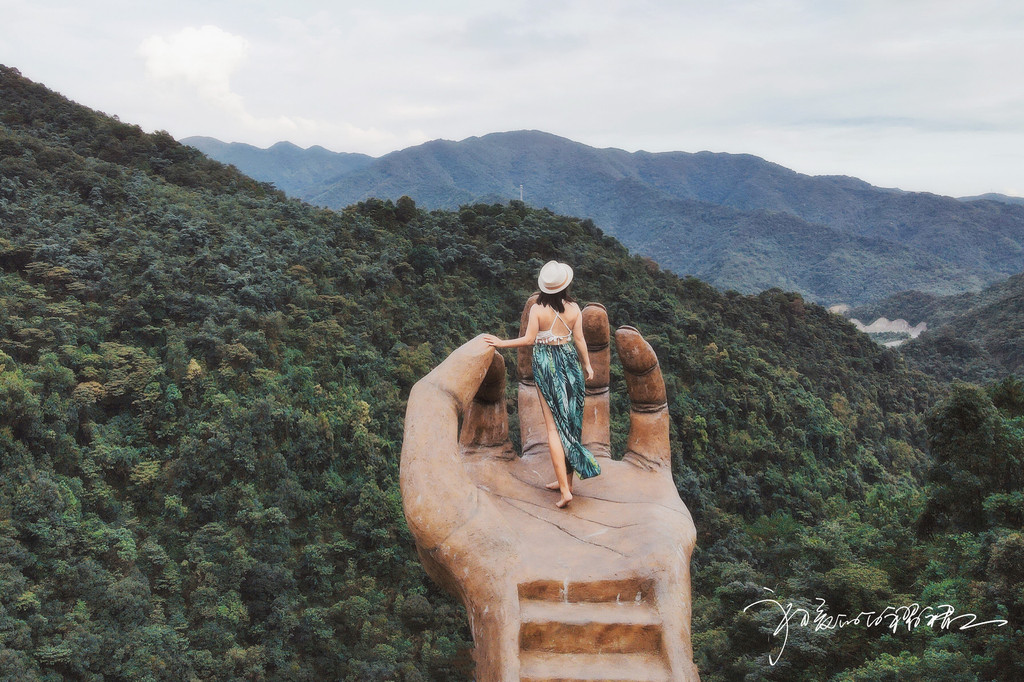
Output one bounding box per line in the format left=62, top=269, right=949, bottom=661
left=133, top=23, right=420, bottom=151
left=138, top=25, right=250, bottom=113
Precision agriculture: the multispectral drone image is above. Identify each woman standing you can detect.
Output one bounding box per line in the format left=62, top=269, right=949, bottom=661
left=483, top=260, right=602, bottom=508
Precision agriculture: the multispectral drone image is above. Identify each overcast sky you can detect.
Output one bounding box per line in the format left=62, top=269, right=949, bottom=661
left=2, top=0, right=1023, bottom=197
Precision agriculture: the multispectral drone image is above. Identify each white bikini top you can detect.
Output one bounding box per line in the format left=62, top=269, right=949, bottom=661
left=535, top=309, right=573, bottom=345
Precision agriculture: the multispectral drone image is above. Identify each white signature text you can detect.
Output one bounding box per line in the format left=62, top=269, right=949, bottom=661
left=742, top=587, right=1008, bottom=665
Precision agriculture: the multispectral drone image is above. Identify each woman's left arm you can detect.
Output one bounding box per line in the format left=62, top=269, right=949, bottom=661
left=572, top=305, right=594, bottom=379
left=483, top=305, right=539, bottom=348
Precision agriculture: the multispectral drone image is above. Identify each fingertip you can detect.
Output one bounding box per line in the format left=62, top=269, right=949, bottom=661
left=615, top=326, right=656, bottom=372
left=615, top=326, right=666, bottom=405
left=582, top=303, right=610, bottom=347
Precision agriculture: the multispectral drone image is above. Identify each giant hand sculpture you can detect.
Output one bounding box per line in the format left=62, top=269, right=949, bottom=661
left=401, top=298, right=700, bottom=681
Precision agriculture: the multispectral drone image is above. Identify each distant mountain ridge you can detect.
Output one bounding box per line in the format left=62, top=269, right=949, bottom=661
left=181, top=136, right=373, bottom=196
left=958, top=192, right=1024, bottom=206
left=849, top=272, right=1024, bottom=381
left=184, top=131, right=1024, bottom=306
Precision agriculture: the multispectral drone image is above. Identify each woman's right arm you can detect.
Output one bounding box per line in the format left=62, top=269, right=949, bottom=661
left=483, top=305, right=539, bottom=348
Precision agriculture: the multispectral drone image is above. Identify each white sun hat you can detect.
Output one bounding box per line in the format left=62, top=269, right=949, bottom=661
left=538, top=260, right=574, bottom=293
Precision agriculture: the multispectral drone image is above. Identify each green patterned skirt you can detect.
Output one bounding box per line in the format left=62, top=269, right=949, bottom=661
left=532, top=341, right=601, bottom=479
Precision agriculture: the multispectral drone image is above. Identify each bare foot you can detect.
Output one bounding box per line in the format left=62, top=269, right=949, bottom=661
left=555, top=492, right=573, bottom=508
left=545, top=480, right=573, bottom=493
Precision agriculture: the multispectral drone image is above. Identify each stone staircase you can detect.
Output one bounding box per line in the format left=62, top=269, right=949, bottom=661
left=517, top=578, right=673, bottom=682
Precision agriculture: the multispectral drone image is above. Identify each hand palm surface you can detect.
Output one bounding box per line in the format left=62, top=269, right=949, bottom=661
left=401, top=299, right=699, bottom=681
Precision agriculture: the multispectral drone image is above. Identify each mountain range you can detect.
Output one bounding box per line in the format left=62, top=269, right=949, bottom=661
left=184, top=132, right=1024, bottom=307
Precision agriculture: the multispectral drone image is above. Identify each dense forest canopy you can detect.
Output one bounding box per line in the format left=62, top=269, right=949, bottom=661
left=1, top=64, right=1021, bottom=680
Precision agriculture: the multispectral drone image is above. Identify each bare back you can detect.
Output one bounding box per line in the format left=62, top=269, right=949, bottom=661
left=534, top=301, right=579, bottom=344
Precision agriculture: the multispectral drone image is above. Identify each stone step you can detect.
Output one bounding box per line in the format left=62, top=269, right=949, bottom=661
left=519, top=651, right=671, bottom=682
left=521, top=599, right=661, bottom=627
left=518, top=578, right=654, bottom=604
left=519, top=599, right=663, bottom=654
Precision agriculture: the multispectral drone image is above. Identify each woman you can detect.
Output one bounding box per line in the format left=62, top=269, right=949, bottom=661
left=482, top=260, right=602, bottom=508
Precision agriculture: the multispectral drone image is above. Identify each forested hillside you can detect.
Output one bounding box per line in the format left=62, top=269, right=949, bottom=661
left=849, top=272, right=1024, bottom=383
left=187, top=131, right=1024, bottom=306
left=2, top=64, right=1022, bottom=680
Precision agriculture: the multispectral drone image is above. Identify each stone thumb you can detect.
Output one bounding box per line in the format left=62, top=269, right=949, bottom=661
left=400, top=334, right=507, bottom=551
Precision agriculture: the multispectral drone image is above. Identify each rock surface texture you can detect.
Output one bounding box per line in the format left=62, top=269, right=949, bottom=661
left=401, top=298, right=700, bottom=681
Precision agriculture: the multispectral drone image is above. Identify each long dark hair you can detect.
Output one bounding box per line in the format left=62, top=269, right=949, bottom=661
left=536, top=288, right=575, bottom=313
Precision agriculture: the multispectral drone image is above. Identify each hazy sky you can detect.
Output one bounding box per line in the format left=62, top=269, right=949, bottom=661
left=2, top=0, right=1023, bottom=197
